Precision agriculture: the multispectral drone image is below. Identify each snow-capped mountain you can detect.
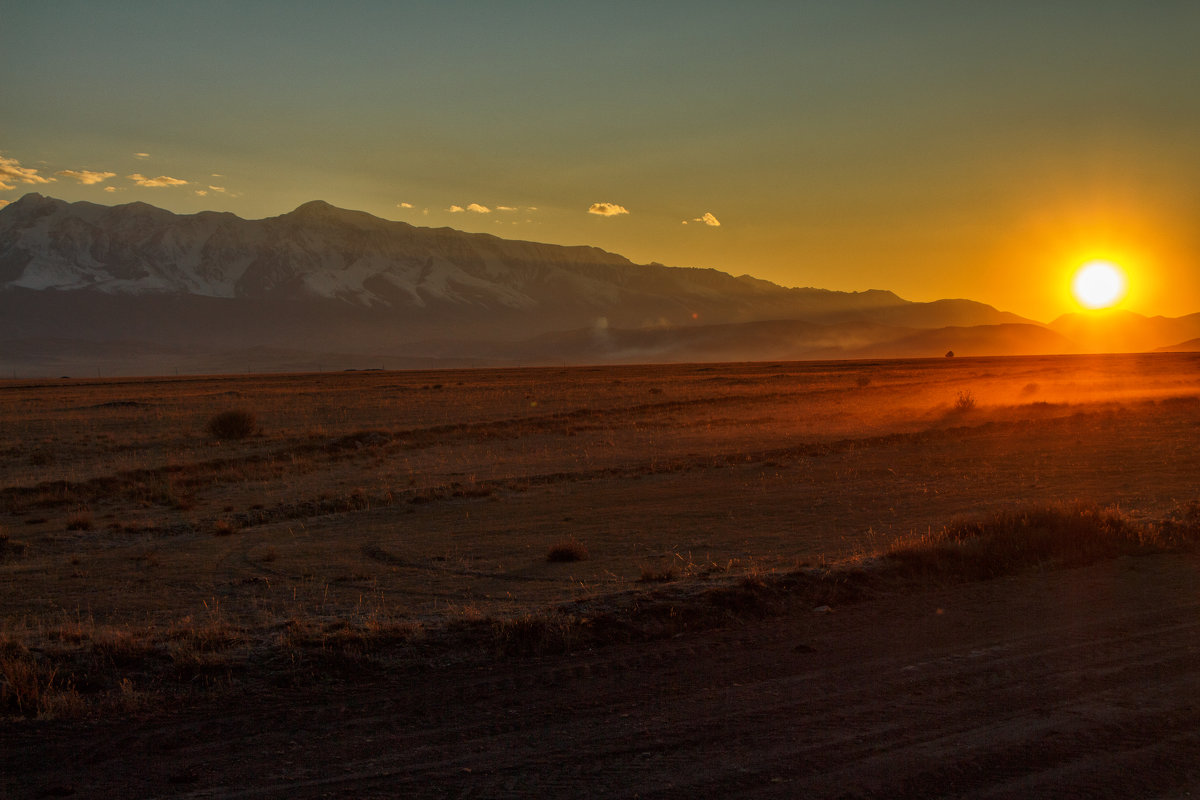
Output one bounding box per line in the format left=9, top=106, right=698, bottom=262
left=0, top=193, right=1027, bottom=326
left=0, top=193, right=1054, bottom=373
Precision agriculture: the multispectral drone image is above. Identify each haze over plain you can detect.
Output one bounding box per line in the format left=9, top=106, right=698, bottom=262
left=4, top=2, right=1200, bottom=324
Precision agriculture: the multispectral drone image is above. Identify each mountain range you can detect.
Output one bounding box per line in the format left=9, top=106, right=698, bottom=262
left=1, top=193, right=1197, bottom=375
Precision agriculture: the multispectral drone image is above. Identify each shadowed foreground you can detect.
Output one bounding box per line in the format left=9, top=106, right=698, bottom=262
left=5, top=551, right=1200, bottom=798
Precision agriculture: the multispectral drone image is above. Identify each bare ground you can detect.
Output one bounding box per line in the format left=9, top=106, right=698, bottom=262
left=3, top=353, right=1200, bottom=797
left=5, top=552, right=1200, bottom=798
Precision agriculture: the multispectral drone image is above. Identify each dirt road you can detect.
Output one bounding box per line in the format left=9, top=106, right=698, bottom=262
left=6, top=552, right=1200, bottom=799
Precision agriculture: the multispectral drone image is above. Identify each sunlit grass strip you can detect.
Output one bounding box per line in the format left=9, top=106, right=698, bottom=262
left=883, top=501, right=1200, bottom=581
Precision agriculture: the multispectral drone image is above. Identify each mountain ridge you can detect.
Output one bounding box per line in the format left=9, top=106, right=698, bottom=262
left=2, top=193, right=1197, bottom=374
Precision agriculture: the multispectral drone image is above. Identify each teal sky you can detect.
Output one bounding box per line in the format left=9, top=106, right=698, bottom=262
left=3, top=1, right=1199, bottom=321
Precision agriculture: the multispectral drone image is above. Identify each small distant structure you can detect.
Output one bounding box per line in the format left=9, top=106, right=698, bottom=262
left=945, top=350, right=955, bottom=358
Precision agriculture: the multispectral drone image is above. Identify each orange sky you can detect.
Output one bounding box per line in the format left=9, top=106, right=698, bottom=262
left=3, top=2, right=1199, bottom=322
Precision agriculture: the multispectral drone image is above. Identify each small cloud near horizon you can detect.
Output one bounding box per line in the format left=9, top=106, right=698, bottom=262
left=128, top=173, right=188, bottom=188
left=0, top=154, right=55, bottom=191
left=588, top=202, right=629, bottom=217
left=57, top=169, right=117, bottom=185
left=466, top=203, right=491, bottom=214
left=682, top=212, right=721, bottom=227
left=447, top=205, right=465, bottom=213
left=133, top=153, right=150, bottom=159
left=397, top=201, right=413, bottom=209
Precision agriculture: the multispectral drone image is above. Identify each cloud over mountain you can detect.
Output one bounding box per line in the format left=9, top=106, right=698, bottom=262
left=685, top=212, right=720, bottom=227
left=56, top=169, right=116, bottom=185
left=0, top=155, right=54, bottom=190
left=128, top=173, right=188, bottom=188
left=588, top=202, right=629, bottom=217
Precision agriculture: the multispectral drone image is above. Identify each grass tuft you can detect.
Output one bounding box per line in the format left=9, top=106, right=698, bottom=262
left=65, top=510, right=94, bottom=531
left=638, top=563, right=678, bottom=583
left=492, top=612, right=580, bottom=656
left=206, top=409, right=257, bottom=440
left=884, top=502, right=1200, bottom=581
left=546, top=538, right=589, bottom=563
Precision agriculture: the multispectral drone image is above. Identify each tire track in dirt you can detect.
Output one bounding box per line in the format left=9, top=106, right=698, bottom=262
left=8, top=555, right=1200, bottom=799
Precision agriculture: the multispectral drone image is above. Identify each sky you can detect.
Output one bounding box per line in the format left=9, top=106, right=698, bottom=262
left=3, top=1, right=1199, bottom=322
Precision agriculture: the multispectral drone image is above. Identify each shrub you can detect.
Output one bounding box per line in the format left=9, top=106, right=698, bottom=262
left=0, top=527, right=26, bottom=559
left=546, top=538, right=589, bottom=563
left=883, top=502, right=1200, bottom=582
left=492, top=612, right=579, bottom=656
left=953, top=390, right=976, bottom=413
left=65, top=511, right=94, bottom=531
left=638, top=563, right=677, bottom=583
left=206, top=410, right=256, bottom=440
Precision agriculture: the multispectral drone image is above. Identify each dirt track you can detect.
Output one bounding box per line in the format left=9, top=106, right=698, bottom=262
left=6, top=551, right=1200, bottom=799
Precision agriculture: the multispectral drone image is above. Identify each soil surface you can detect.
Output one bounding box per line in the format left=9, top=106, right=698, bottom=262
left=6, top=551, right=1200, bottom=799
left=4, top=354, right=1200, bottom=797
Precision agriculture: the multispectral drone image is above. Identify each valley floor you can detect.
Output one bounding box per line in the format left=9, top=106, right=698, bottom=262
left=2, top=352, right=1200, bottom=796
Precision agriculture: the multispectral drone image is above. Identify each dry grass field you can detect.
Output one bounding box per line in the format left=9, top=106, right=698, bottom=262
left=4, top=352, right=1200, bottom=797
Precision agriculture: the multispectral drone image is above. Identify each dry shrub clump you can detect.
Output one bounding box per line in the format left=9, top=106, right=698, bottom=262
left=492, top=612, right=580, bottom=656
left=546, top=537, right=589, bottom=563
left=206, top=409, right=257, bottom=440
left=0, top=526, right=27, bottom=560
left=952, top=390, right=976, bottom=413
left=638, top=563, right=678, bottom=583
left=0, top=639, right=79, bottom=718
left=65, top=510, right=94, bottom=531
left=885, top=502, right=1200, bottom=582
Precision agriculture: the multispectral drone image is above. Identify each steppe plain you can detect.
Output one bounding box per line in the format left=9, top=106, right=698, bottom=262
left=3, top=352, right=1200, bottom=798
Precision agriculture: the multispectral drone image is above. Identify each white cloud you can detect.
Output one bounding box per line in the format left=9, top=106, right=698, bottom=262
left=497, top=205, right=517, bottom=212
left=693, top=212, right=721, bottom=227
left=0, top=154, right=55, bottom=191
left=397, top=201, right=413, bottom=209
left=588, top=202, right=629, bottom=217
left=133, top=153, right=150, bottom=159
left=194, top=189, right=208, bottom=197
left=466, top=203, right=491, bottom=214
left=447, top=205, right=465, bottom=213
left=104, top=186, right=118, bottom=193
left=57, top=169, right=117, bottom=185
left=208, top=185, right=227, bottom=193
left=128, top=173, right=188, bottom=188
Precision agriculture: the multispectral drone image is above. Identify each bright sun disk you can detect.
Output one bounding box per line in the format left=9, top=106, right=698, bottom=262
left=1071, top=260, right=1127, bottom=310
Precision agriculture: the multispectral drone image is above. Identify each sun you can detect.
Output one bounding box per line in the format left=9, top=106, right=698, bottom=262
left=1071, top=260, right=1127, bottom=310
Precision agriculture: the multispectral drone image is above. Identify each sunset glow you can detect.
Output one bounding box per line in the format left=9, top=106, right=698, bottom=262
left=3, top=4, right=1200, bottom=322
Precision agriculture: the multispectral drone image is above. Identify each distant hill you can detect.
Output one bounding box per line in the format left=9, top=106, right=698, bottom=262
left=0, top=193, right=1195, bottom=374
left=1049, top=310, right=1200, bottom=354
left=408, top=320, right=1077, bottom=365
left=1155, top=338, right=1200, bottom=353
